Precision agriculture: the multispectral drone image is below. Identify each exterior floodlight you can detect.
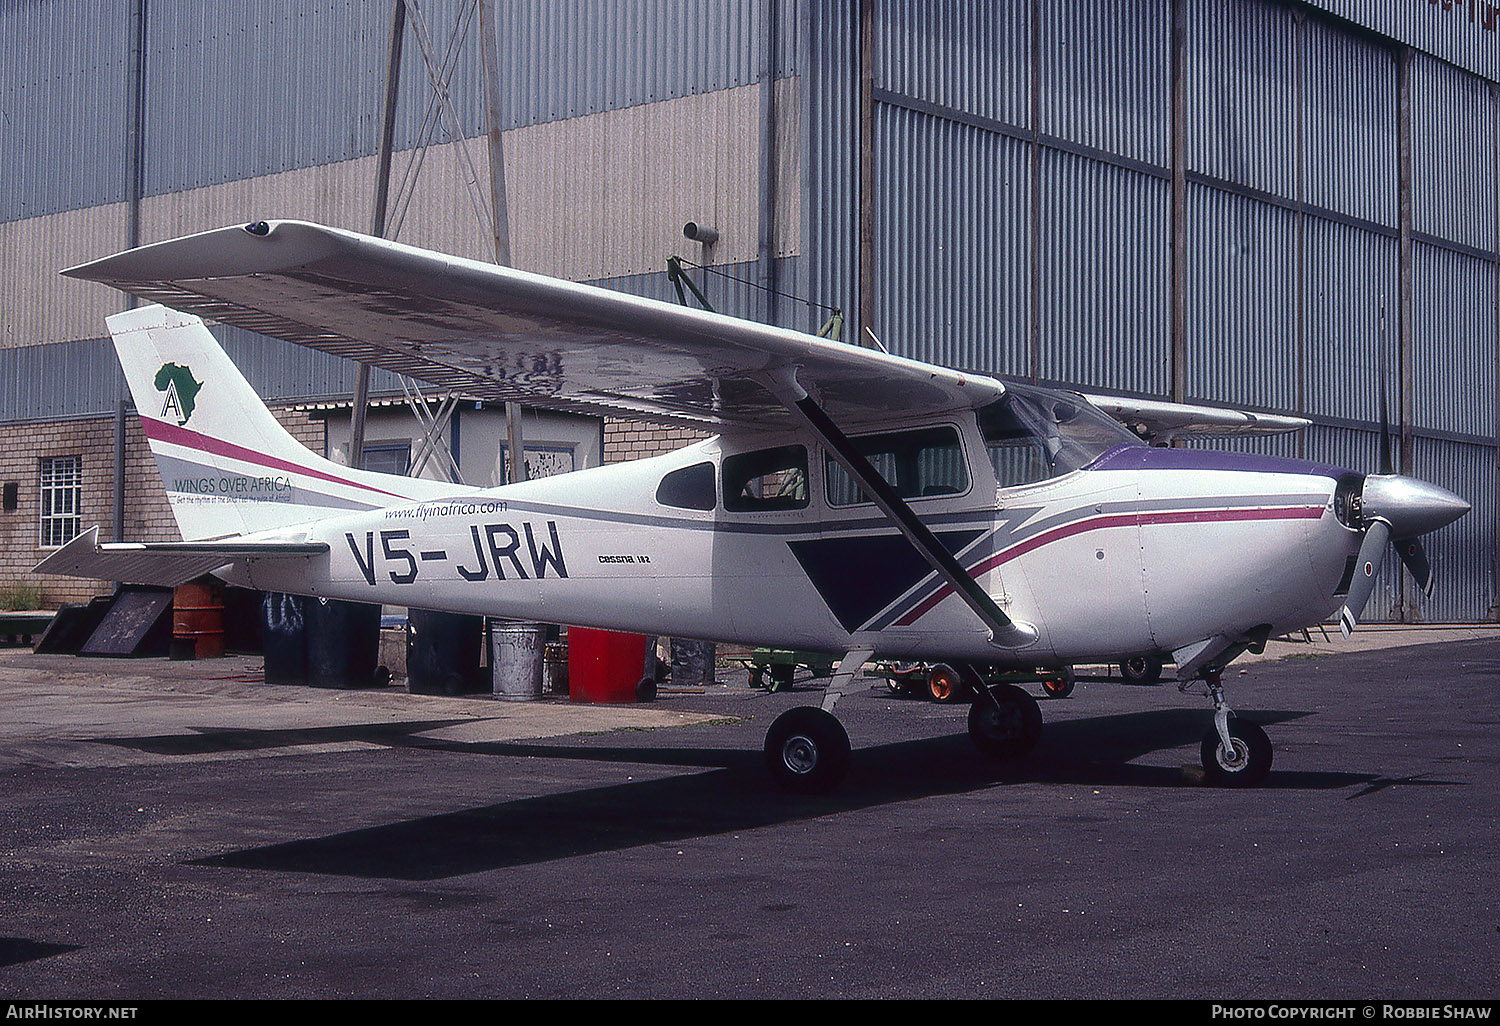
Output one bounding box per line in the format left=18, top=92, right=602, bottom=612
left=683, top=222, right=718, bottom=246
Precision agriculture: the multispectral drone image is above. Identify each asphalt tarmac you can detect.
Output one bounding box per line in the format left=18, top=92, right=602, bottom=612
left=1, top=628, right=1497, bottom=1001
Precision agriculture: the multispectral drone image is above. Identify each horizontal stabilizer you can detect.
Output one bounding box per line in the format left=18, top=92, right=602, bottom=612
left=1083, top=394, right=1310, bottom=444
left=33, top=527, right=328, bottom=587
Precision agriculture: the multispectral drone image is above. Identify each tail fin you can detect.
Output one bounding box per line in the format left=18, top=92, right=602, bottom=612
left=110, top=305, right=469, bottom=540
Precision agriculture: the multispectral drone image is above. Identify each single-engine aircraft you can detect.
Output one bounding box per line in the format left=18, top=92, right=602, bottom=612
left=40, top=220, right=1470, bottom=793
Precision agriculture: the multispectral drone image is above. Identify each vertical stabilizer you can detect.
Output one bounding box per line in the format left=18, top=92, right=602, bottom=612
left=109, top=305, right=472, bottom=540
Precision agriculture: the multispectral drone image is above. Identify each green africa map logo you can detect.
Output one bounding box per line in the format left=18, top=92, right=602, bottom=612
left=154, top=363, right=202, bottom=426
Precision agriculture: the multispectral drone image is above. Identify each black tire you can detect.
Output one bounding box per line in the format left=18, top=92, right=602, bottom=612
left=1200, top=718, right=1273, bottom=787
left=967, top=684, right=1043, bottom=760
left=635, top=676, right=657, bottom=702
left=1120, top=654, right=1164, bottom=685
left=1041, top=673, right=1074, bottom=699
left=927, top=663, right=966, bottom=703
left=886, top=663, right=925, bottom=698
left=764, top=707, right=851, bottom=794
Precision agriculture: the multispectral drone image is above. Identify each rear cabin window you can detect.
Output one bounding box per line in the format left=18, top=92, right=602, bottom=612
left=656, top=462, right=716, bottom=510
left=824, top=426, right=969, bottom=507
left=723, top=445, right=809, bottom=512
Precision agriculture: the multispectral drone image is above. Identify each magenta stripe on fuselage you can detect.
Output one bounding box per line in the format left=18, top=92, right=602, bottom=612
left=892, top=504, right=1327, bottom=628
left=141, top=417, right=412, bottom=502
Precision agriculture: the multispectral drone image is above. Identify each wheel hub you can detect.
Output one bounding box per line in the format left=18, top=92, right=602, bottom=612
left=1214, top=737, right=1250, bottom=772
left=781, top=734, right=818, bottom=775
left=978, top=703, right=1020, bottom=740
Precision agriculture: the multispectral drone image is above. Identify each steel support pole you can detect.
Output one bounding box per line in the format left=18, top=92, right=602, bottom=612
left=857, top=0, right=875, bottom=347
left=1170, top=0, right=1188, bottom=407
left=1492, top=81, right=1500, bottom=620
left=1395, top=44, right=1415, bottom=620
left=1292, top=10, right=1306, bottom=461
left=1396, top=46, right=1414, bottom=479
left=124, top=0, right=146, bottom=262
left=116, top=0, right=147, bottom=551
left=1027, top=0, right=1041, bottom=384
left=758, top=0, right=779, bottom=326
left=477, top=0, right=523, bottom=484
left=113, top=400, right=127, bottom=546
left=477, top=0, right=511, bottom=268
left=351, top=0, right=407, bottom=471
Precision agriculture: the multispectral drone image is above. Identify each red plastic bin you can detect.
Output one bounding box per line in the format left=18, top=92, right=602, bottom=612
left=568, top=628, right=650, bottom=703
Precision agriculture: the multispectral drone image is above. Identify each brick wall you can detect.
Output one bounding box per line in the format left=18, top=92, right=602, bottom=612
left=602, top=418, right=711, bottom=464
left=0, top=405, right=325, bottom=609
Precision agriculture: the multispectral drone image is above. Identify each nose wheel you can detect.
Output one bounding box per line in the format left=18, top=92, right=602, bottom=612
left=1201, top=717, right=1272, bottom=786
left=1197, top=674, right=1273, bottom=786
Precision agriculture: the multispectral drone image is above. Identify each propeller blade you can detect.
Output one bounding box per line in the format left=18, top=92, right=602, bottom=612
left=1339, top=520, right=1391, bottom=637
left=1395, top=537, right=1434, bottom=596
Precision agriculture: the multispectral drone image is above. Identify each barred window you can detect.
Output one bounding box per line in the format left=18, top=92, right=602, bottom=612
left=39, top=455, right=82, bottom=548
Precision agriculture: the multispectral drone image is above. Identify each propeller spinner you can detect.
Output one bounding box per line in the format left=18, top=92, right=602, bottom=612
left=1337, top=474, right=1470, bottom=636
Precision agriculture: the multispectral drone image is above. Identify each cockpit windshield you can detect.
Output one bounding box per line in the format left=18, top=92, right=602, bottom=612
left=978, top=383, right=1142, bottom=486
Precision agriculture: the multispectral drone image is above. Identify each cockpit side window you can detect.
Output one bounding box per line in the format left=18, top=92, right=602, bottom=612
left=723, top=445, right=809, bottom=512
left=979, top=384, right=1141, bottom=485
left=980, top=402, right=1053, bottom=487
left=656, top=462, right=716, bottom=510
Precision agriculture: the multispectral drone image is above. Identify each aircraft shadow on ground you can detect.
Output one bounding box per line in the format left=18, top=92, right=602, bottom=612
left=0, top=938, right=81, bottom=968
left=149, top=706, right=1439, bottom=882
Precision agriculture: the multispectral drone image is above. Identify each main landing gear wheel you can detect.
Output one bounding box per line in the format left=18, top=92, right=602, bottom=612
left=764, top=707, right=851, bottom=794
left=1041, top=669, right=1075, bottom=699
left=967, top=684, right=1043, bottom=760
left=1120, top=654, right=1164, bottom=685
left=927, top=663, right=965, bottom=703
left=1200, top=718, right=1272, bottom=787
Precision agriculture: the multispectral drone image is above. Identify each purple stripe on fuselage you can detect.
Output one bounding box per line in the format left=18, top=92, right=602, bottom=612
left=1087, top=444, right=1347, bottom=479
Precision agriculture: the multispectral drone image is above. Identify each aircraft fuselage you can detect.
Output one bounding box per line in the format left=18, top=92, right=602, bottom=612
left=230, top=427, right=1361, bottom=670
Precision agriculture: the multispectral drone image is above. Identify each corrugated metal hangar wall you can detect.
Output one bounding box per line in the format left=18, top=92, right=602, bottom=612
left=804, top=0, right=1499, bottom=623
left=1, top=0, right=1496, bottom=622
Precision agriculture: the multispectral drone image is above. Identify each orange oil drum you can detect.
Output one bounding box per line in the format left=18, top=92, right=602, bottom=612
left=172, top=581, right=225, bottom=659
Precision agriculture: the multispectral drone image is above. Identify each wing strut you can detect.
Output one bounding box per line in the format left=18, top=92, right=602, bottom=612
left=767, top=370, right=1037, bottom=650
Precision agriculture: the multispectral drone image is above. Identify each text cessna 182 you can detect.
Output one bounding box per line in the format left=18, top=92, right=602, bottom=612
left=40, top=220, right=1470, bottom=793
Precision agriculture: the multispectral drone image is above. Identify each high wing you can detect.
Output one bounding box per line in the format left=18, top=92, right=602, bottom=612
left=33, top=527, right=327, bottom=588
left=1082, top=394, right=1310, bottom=444
left=63, top=220, right=1002, bottom=429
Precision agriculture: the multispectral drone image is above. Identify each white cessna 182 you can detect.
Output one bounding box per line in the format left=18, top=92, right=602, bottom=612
left=40, top=220, right=1470, bottom=793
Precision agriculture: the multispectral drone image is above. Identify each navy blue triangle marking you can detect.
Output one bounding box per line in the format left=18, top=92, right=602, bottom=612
left=787, top=530, right=984, bottom=632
